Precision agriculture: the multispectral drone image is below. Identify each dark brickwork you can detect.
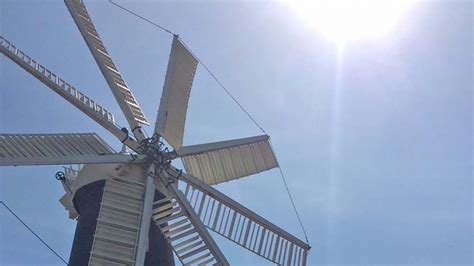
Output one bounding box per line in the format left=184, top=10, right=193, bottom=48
left=68, top=180, right=105, bottom=266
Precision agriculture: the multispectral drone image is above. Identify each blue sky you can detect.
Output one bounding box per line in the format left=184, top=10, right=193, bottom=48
left=0, top=0, right=472, bottom=265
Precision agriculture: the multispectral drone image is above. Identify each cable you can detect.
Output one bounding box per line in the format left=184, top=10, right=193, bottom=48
left=178, top=38, right=267, bottom=134
left=269, top=142, right=311, bottom=246
left=0, top=201, right=68, bottom=264
left=108, top=0, right=174, bottom=35
left=277, top=167, right=310, bottom=245
left=108, top=0, right=266, bottom=135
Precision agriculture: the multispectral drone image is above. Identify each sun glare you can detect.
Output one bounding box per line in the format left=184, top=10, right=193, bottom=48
left=287, top=0, right=418, bottom=47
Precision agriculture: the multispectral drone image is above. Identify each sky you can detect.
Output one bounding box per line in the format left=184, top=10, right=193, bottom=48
left=0, top=0, right=472, bottom=265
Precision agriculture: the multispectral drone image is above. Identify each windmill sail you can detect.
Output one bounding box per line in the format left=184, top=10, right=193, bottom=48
left=0, top=133, right=134, bottom=166
left=154, top=35, right=198, bottom=150
left=0, top=36, right=140, bottom=151
left=89, top=178, right=146, bottom=265
left=153, top=177, right=229, bottom=265
left=178, top=135, right=279, bottom=185
left=65, top=0, right=149, bottom=137
left=165, top=167, right=309, bottom=265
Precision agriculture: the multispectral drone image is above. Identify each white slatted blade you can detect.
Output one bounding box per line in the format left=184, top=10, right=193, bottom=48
left=65, top=0, right=149, bottom=133
left=154, top=35, right=198, bottom=150
left=0, top=36, right=140, bottom=151
left=153, top=175, right=229, bottom=265
left=167, top=167, right=310, bottom=266
left=178, top=135, right=278, bottom=185
left=0, top=133, right=137, bottom=166
left=89, top=178, right=145, bottom=265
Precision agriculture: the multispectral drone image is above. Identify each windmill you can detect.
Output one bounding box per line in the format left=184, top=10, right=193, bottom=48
left=0, top=0, right=310, bottom=265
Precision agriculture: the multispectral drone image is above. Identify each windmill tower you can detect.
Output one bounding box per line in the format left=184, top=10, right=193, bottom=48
left=0, top=0, right=310, bottom=265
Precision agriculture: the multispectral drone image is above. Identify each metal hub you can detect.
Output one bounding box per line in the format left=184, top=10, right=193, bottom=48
left=139, top=134, right=176, bottom=171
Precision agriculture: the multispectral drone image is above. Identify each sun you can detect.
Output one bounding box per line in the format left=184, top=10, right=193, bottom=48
left=287, top=0, right=418, bottom=47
